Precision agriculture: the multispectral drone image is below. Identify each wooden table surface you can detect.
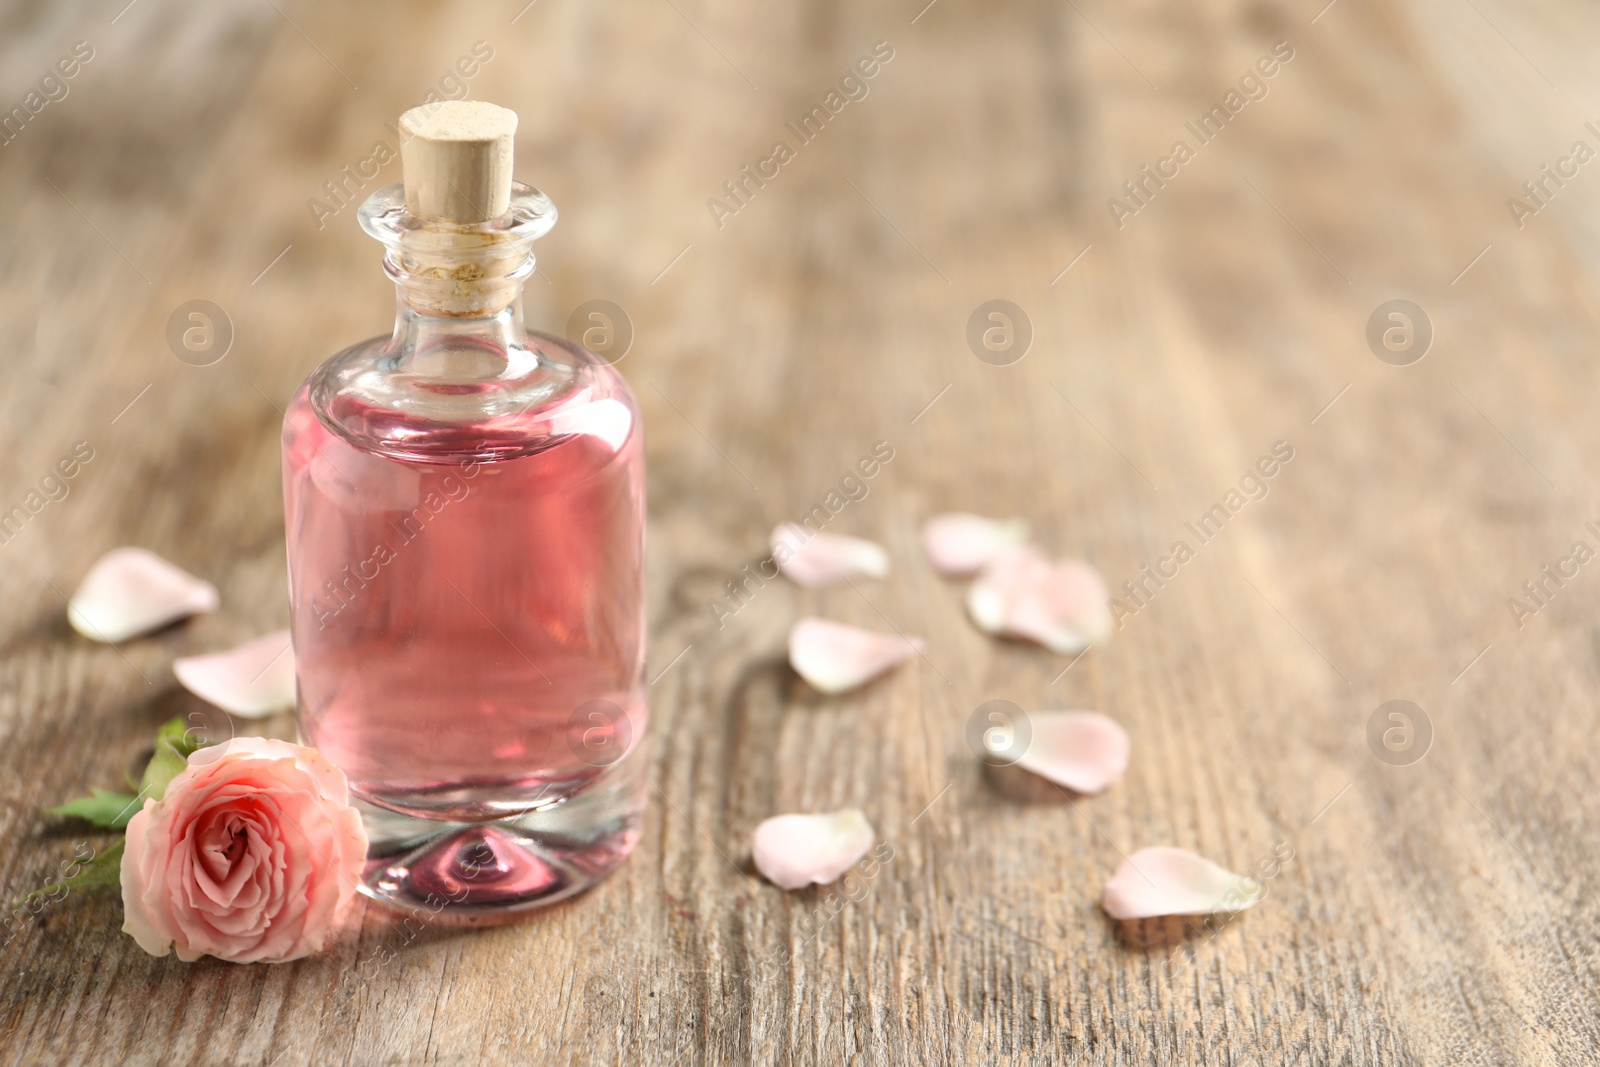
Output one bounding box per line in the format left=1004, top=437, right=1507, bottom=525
left=5, top=0, right=1600, bottom=1063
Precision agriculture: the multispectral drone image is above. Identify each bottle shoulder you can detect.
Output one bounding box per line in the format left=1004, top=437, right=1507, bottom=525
left=293, top=329, right=640, bottom=466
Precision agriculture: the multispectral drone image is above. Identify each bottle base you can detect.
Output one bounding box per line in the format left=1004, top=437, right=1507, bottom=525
left=353, top=742, right=647, bottom=923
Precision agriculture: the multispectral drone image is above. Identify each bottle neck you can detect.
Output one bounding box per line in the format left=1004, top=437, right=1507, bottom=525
left=384, top=290, right=536, bottom=378
left=382, top=228, right=535, bottom=371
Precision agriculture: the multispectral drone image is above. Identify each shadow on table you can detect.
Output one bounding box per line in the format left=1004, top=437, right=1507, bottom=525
left=979, top=761, right=1084, bottom=805
left=1110, top=913, right=1214, bottom=952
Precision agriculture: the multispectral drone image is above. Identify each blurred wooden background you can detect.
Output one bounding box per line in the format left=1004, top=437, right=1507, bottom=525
left=4, top=0, right=1600, bottom=1063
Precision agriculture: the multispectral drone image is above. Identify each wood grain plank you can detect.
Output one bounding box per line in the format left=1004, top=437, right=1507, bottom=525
left=3, top=0, right=1600, bottom=1064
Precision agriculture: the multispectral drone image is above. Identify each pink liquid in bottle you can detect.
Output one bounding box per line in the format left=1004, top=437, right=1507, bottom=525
left=284, top=368, right=645, bottom=816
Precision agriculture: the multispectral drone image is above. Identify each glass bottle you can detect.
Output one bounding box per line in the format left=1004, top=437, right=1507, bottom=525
left=281, top=103, right=647, bottom=918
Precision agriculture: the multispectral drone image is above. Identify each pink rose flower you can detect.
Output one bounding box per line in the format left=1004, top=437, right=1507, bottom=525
left=120, top=738, right=368, bottom=963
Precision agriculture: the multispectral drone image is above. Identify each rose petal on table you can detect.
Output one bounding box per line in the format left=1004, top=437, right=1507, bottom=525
left=1101, top=846, right=1263, bottom=920
left=967, top=546, right=1112, bottom=653
left=752, top=809, right=875, bottom=890
left=771, top=523, right=889, bottom=587
left=1011, top=710, right=1130, bottom=794
left=173, top=630, right=296, bottom=718
left=921, top=513, right=1029, bottom=575
left=788, top=617, right=924, bottom=694
left=68, top=547, right=220, bottom=643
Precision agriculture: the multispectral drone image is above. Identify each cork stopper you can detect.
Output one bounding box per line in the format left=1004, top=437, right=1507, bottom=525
left=399, top=101, right=518, bottom=223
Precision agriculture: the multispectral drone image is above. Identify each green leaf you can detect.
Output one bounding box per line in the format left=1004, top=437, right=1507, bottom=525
left=49, top=788, right=143, bottom=830
left=136, top=716, right=218, bottom=803
left=12, top=839, right=125, bottom=909
left=156, top=715, right=212, bottom=759
left=138, top=737, right=189, bottom=803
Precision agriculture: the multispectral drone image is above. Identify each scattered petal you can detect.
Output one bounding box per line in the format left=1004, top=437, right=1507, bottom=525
left=752, top=809, right=875, bottom=890
left=173, top=631, right=296, bottom=718
left=921, top=513, right=1029, bottom=575
left=967, top=546, right=1111, bottom=653
left=1007, top=710, right=1130, bottom=794
left=68, top=548, right=219, bottom=643
left=771, top=524, right=889, bottom=587
left=789, top=617, right=924, bottom=694
left=1101, top=846, right=1263, bottom=920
